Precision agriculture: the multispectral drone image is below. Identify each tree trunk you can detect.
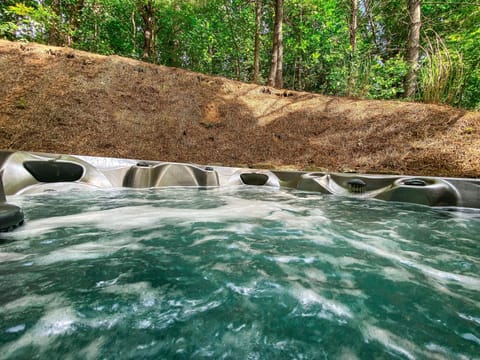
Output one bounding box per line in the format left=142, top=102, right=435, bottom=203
left=349, top=0, right=358, bottom=54
left=253, top=0, right=262, bottom=83
left=363, top=0, right=380, bottom=55
left=268, top=0, right=284, bottom=88
left=92, top=0, right=100, bottom=51
left=347, top=0, right=359, bottom=96
left=296, top=5, right=304, bottom=90
left=59, top=0, right=85, bottom=46
left=140, top=0, right=155, bottom=62
left=275, top=0, right=284, bottom=88
left=267, top=32, right=279, bottom=87
left=405, top=0, right=421, bottom=98
left=131, top=9, right=137, bottom=53
left=168, top=4, right=181, bottom=67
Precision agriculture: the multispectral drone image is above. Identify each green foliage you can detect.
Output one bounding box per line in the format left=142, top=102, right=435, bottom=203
left=365, top=55, right=408, bottom=99
left=0, top=21, right=18, bottom=38
left=1, top=2, right=60, bottom=43
left=446, top=12, right=480, bottom=110
left=463, top=127, right=474, bottom=134
left=283, top=0, right=351, bottom=93
left=14, top=97, right=27, bottom=109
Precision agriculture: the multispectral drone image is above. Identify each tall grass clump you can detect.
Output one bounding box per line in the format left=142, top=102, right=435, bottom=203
left=419, top=33, right=465, bottom=106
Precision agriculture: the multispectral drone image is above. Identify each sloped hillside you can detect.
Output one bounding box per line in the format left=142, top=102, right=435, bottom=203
left=1, top=40, right=479, bottom=177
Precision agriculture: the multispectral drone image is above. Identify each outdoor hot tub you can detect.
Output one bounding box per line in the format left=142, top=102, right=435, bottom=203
left=0, top=150, right=479, bottom=358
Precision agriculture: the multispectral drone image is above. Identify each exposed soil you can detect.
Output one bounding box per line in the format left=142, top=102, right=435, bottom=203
left=1, top=40, right=479, bottom=177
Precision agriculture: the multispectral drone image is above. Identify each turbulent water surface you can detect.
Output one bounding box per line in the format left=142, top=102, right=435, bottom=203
left=0, top=187, right=479, bottom=359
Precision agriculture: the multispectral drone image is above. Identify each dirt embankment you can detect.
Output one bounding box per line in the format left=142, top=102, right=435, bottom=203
left=1, top=40, right=479, bottom=177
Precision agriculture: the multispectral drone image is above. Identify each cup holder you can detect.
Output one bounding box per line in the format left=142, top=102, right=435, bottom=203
left=240, top=173, right=269, bottom=186
left=401, top=179, right=428, bottom=187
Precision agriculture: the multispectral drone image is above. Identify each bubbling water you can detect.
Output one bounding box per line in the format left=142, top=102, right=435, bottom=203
left=0, top=187, right=479, bottom=359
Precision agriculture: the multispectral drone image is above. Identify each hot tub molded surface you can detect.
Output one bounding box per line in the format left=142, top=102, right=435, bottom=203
left=0, top=150, right=479, bottom=224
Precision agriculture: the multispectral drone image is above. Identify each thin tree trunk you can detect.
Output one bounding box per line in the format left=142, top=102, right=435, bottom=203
left=296, top=5, right=304, bottom=90
left=169, top=4, right=181, bottom=67
left=71, top=0, right=85, bottom=44
left=275, top=0, right=283, bottom=88
left=93, top=0, right=100, bottom=52
left=405, top=0, right=421, bottom=98
left=151, top=25, right=157, bottom=63
left=253, top=0, right=262, bottom=83
left=140, top=0, right=155, bottom=62
left=349, top=0, right=358, bottom=54
left=131, top=10, right=137, bottom=53
left=347, top=0, right=359, bottom=96
left=363, top=0, right=380, bottom=55
left=268, top=0, right=284, bottom=88
left=93, top=18, right=98, bottom=51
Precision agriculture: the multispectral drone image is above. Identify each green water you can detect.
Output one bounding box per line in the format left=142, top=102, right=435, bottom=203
left=0, top=188, right=479, bottom=359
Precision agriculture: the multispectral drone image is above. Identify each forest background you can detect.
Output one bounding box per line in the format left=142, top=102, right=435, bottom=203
left=0, top=0, right=479, bottom=111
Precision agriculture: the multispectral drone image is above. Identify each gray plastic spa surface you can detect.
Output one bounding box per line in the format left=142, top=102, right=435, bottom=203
left=1, top=150, right=479, bottom=230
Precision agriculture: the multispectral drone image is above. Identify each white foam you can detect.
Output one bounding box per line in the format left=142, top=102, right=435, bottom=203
left=89, top=315, right=122, bottom=330
left=0, top=294, right=66, bottom=314
left=78, top=337, right=105, bottom=359
left=226, top=282, right=255, bottom=296
left=315, top=253, right=369, bottom=269
left=11, top=196, right=326, bottom=239
left=337, top=348, right=360, bottom=360
left=136, top=319, right=152, bottom=329
left=429, top=281, right=480, bottom=308
left=290, top=284, right=352, bottom=318
left=36, top=307, right=77, bottom=336
left=223, top=223, right=258, bottom=234
left=278, top=262, right=364, bottom=299
left=102, top=281, right=157, bottom=299
left=0, top=252, right=29, bottom=263
left=363, top=323, right=473, bottom=360
left=303, top=234, right=334, bottom=246
left=270, top=255, right=316, bottom=264
left=219, top=321, right=262, bottom=355
left=362, top=324, right=416, bottom=360
left=264, top=207, right=330, bottom=232
left=461, top=333, right=480, bottom=345
left=345, top=233, right=480, bottom=291
left=423, top=343, right=469, bottom=360
left=458, top=313, right=480, bottom=325
left=95, top=277, right=119, bottom=288
left=211, top=262, right=232, bottom=273
left=181, top=300, right=222, bottom=317
left=303, top=268, right=328, bottom=283
left=226, top=241, right=262, bottom=255
left=35, top=237, right=144, bottom=265
left=0, top=306, right=78, bottom=357
left=100, top=281, right=166, bottom=318
left=381, top=266, right=415, bottom=283
left=190, top=235, right=223, bottom=247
